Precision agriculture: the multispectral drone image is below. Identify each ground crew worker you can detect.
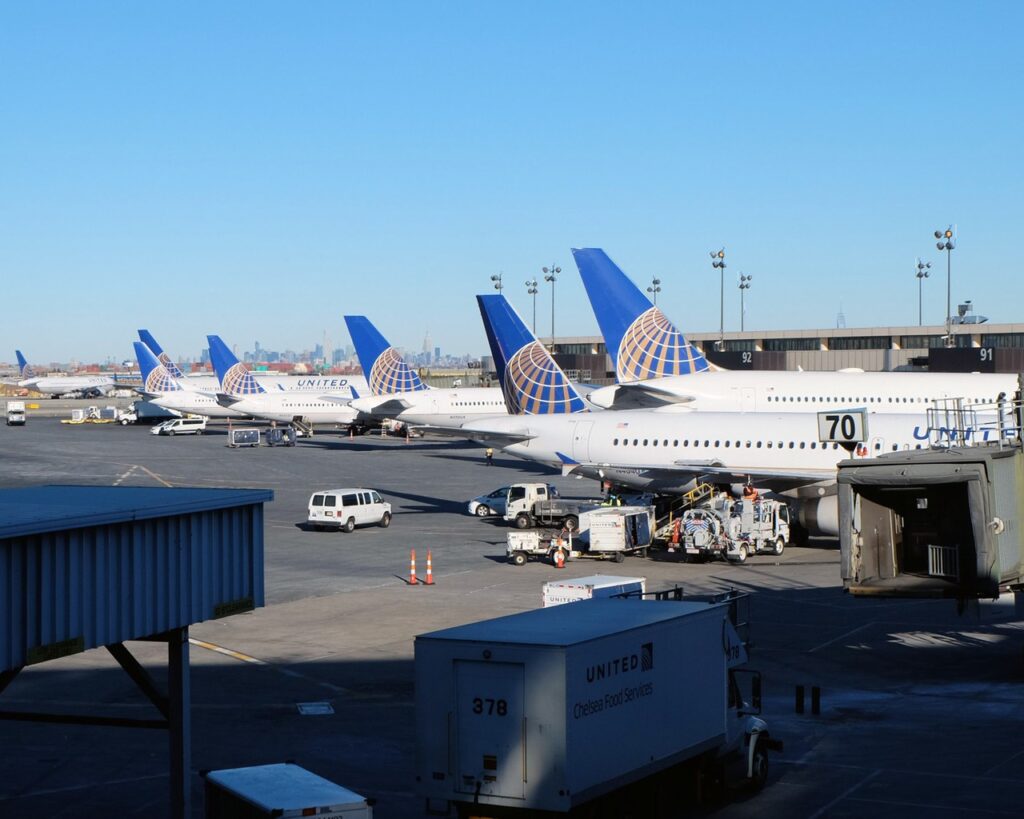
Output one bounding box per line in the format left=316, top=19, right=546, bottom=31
left=485, top=447, right=494, bottom=465
left=742, top=484, right=759, bottom=502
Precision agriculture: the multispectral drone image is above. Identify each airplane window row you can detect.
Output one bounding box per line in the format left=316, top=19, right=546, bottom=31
left=611, top=437, right=924, bottom=452
left=766, top=395, right=989, bottom=405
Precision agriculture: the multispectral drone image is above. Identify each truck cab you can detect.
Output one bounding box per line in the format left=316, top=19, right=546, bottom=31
left=502, top=483, right=553, bottom=527
left=5, top=402, right=26, bottom=426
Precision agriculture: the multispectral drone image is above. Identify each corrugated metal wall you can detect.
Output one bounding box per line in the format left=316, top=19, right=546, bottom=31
left=0, top=504, right=265, bottom=674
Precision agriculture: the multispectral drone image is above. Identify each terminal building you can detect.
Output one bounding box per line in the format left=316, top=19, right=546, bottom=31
left=543, top=320, right=1024, bottom=384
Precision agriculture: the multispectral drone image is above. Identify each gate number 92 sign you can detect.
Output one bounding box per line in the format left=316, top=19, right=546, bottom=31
left=817, top=410, right=868, bottom=443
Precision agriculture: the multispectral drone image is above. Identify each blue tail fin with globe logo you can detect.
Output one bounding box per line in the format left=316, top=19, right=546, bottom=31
left=343, top=316, right=428, bottom=396
left=476, top=294, right=587, bottom=415
left=207, top=335, right=266, bottom=395
left=134, top=341, right=183, bottom=395
left=15, top=350, right=35, bottom=380
left=138, top=330, right=186, bottom=379
left=572, top=248, right=710, bottom=382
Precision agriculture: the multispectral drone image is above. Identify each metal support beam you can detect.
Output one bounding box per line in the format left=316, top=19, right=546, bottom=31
left=107, top=642, right=170, bottom=720
left=167, top=626, right=191, bottom=819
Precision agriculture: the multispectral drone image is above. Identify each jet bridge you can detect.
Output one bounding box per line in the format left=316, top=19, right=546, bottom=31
left=0, top=485, right=272, bottom=818
left=837, top=445, right=1024, bottom=599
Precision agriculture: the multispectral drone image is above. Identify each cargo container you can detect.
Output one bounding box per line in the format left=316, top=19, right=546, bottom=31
left=541, top=575, right=646, bottom=607
left=578, top=506, right=656, bottom=558
left=203, top=763, right=372, bottom=818
left=415, top=598, right=777, bottom=817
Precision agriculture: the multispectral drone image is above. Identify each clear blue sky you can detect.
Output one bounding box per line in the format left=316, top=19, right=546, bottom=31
left=3, top=1, right=1022, bottom=363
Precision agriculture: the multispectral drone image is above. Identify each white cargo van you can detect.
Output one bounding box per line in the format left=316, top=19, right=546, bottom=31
left=308, top=488, right=392, bottom=532
left=151, top=416, right=207, bottom=436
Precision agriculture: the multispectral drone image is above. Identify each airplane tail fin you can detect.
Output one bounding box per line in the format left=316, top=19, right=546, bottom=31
left=15, top=350, right=35, bottom=379
left=206, top=335, right=266, bottom=395
left=476, top=294, right=587, bottom=415
left=134, top=341, right=181, bottom=394
left=138, top=329, right=186, bottom=379
left=343, top=316, right=427, bottom=395
left=572, top=248, right=710, bottom=381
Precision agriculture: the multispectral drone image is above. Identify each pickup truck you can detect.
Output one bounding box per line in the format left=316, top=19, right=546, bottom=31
left=502, top=482, right=599, bottom=531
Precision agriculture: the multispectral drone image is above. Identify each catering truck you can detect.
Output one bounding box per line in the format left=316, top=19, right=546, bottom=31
left=415, top=597, right=779, bottom=817
left=503, top=482, right=599, bottom=530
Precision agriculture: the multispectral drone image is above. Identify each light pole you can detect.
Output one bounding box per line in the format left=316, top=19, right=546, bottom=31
left=490, top=272, right=503, bottom=293
left=525, top=279, right=538, bottom=333
left=738, top=274, right=752, bottom=332
left=915, top=259, right=931, bottom=326
left=710, top=248, right=726, bottom=350
left=934, top=226, right=955, bottom=346
left=543, top=264, right=560, bottom=348
left=646, top=276, right=662, bottom=305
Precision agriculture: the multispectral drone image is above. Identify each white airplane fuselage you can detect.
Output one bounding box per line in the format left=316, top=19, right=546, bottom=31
left=21, top=376, right=116, bottom=396
left=589, top=370, right=1018, bottom=413
left=351, top=387, right=508, bottom=428
left=224, top=393, right=359, bottom=425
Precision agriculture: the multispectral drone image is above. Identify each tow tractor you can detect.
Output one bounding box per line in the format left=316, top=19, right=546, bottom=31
left=505, top=505, right=655, bottom=566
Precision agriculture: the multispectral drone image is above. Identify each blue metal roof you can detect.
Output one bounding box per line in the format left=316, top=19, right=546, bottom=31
left=0, top=485, right=274, bottom=539
left=0, top=485, right=273, bottom=673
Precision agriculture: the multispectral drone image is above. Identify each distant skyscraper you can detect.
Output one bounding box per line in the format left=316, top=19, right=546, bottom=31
left=434, top=346, right=441, bottom=361
left=423, top=331, right=432, bottom=355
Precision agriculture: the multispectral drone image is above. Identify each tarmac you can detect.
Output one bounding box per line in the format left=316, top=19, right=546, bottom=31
left=0, top=416, right=1022, bottom=818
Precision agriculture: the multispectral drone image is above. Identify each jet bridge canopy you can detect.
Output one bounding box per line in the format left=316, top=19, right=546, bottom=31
left=837, top=447, right=1024, bottom=598
left=0, top=484, right=273, bottom=818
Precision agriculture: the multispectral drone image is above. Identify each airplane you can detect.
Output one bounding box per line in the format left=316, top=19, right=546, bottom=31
left=343, top=314, right=510, bottom=428
left=208, top=335, right=361, bottom=429
left=133, top=341, right=248, bottom=419
left=138, top=330, right=370, bottom=396
left=454, top=291, right=974, bottom=537
left=13, top=350, right=118, bottom=398
left=571, top=248, right=1019, bottom=411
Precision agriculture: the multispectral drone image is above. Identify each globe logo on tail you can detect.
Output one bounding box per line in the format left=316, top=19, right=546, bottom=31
left=156, top=352, right=185, bottom=379
left=222, top=363, right=263, bottom=395
left=616, top=307, right=709, bottom=382
left=504, top=341, right=586, bottom=415
left=369, top=348, right=426, bottom=395
left=145, top=366, right=180, bottom=394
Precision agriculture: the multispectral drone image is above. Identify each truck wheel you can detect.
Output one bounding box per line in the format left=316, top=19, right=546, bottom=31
left=475, top=504, right=490, bottom=517
left=563, top=515, right=579, bottom=532
left=733, top=543, right=749, bottom=564
left=773, top=536, right=786, bottom=556
left=749, top=739, right=769, bottom=790
left=379, top=512, right=392, bottom=528
left=342, top=517, right=356, bottom=533
left=515, top=513, right=533, bottom=529
left=612, top=551, right=626, bottom=564
left=120, top=419, right=129, bottom=426
left=511, top=551, right=527, bottom=566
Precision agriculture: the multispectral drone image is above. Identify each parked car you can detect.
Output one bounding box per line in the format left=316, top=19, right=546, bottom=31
left=468, top=484, right=559, bottom=517
left=308, top=488, right=392, bottom=532
left=151, top=416, right=207, bottom=436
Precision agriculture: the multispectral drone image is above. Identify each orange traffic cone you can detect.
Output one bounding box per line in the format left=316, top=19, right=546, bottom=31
left=424, top=550, right=435, bottom=585
left=553, top=549, right=566, bottom=569
left=409, top=549, right=418, bottom=585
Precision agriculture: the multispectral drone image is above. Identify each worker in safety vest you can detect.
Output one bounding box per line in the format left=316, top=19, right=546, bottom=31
left=742, top=484, right=759, bottom=502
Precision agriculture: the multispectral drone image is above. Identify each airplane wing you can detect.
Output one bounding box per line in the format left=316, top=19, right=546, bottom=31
left=406, top=424, right=536, bottom=446
left=344, top=397, right=413, bottom=414
left=598, top=383, right=698, bottom=410
left=555, top=454, right=833, bottom=492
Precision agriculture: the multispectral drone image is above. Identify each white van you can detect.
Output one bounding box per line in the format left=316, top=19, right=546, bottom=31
left=308, top=488, right=392, bottom=532
left=151, top=416, right=208, bottom=436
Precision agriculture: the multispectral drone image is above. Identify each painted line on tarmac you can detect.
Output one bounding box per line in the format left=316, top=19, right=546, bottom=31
left=112, top=465, right=138, bottom=485
left=189, top=638, right=351, bottom=696
left=137, top=464, right=174, bottom=487
left=808, top=622, right=875, bottom=653
left=0, top=772, right=167, bottom=801
left=807, top=769, right=881, bottom=819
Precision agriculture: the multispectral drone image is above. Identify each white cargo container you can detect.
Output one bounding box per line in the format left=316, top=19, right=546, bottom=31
left=415, top=599, right=777, bottom=816
left=578, top=505, right=655, bottom=558
left=542, top=575, right=646, bottom=607
left=203, top=763, right=372, bottom=818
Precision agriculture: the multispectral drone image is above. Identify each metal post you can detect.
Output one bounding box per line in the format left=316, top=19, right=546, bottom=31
left=710, top=249, right=726, bottom=350
left=543, top=264, right=560, bottom=349
left=167, top=626, right=191, bottom=819
left=525, top=279, right=538, bottom=334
